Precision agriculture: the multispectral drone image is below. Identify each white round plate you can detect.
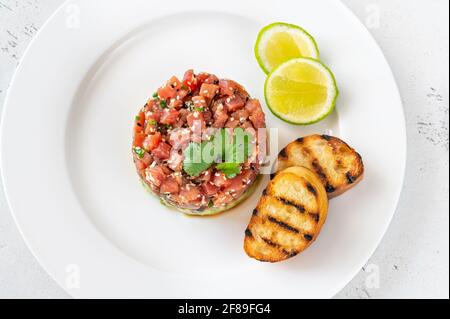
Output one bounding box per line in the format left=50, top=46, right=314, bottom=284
left=1, top=0, right=406, bottom=298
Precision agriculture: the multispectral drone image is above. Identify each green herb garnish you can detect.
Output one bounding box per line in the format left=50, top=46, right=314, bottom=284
left=134, top=147, right=146, bottom=159
left=183, top=141, right=216, bottom=177
left=153, top=92, right=159, bottom=99
left=216, top=163, right=242, bottom=178
left=182, top=128, right=254, bottom=177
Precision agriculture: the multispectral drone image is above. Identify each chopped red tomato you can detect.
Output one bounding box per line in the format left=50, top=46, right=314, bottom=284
left=182, top=69, right=198, bottom=92
left=143, top=132, right=162, bottom=151
left=133, top=132, right=146, bottom=148
left=168, top=76, right=182, bottom=90
left=158, top=85, right=176, bottom=100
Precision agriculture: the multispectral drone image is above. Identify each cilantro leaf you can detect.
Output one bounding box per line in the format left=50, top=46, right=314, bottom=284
left=220, top=128, right=253, bottom=163
left=182, top=128, right=254, bottom=177
left=216, top=163, right=242, bottom=178
left=183, top=140, right=219, bottom=177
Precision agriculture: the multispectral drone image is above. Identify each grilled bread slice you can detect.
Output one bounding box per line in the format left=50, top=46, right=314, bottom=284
left=274, top=135, right=364, bottom=198
left=244, top=167, right=328, bottom=262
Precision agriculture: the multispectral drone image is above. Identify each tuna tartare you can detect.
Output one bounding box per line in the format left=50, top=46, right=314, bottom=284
left=132, top=70, right=266, bottom=215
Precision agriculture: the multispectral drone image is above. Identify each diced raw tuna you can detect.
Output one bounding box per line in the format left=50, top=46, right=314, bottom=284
left=180, top=185, right=202, bottom=202
left=202, top=182, right=220, bottom=196
left=160, top=176, right=180, bottom=194
left=213, top=103, right=229, bottom=128
left=152, top=142, right=171, bottom=160
left=167, top=151, right=184, bottom=171
left=213, top=172, right=232, bottom=188
left=146, top=165, right=167, bottom=187
left=192, top=96, right=208, bottom=109
left=213, top=192, right=235, bottom=206
left=132, top=70, right=266, bottom=212
left=204, top=74, right=219, bottom=84
left=160, top=109, right=180, bottom=125
left=225, top=94, right=246, bottom=112
left=199, top=83, right=219, bottom=100
left=169, top=128, right=191, bottom=150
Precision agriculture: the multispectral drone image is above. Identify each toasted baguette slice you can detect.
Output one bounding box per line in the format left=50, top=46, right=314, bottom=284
left=274, top=135, right=364, bottom=198
left=244, top=167, right=328, bottom=263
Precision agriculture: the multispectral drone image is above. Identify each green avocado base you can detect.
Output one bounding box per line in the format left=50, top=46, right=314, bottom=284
left=140, top=175, right=262, bottom=216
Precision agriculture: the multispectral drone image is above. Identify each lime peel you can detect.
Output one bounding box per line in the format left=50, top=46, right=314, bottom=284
left=255, top=22, right=320, bottom=74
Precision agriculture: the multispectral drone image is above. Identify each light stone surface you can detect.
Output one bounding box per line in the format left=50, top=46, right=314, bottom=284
left=0, top=0, right=448, bottom=299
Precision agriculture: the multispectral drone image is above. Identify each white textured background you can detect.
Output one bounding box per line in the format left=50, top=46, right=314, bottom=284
left=0, top=0, right=448, bottom=299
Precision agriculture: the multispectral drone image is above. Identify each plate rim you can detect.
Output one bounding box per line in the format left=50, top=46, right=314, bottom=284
left=0, top=0, right=407, bottom=298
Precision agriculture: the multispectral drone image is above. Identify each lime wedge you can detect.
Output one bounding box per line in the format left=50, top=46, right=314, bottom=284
left=255, top=22, right=320, bottom=74
left=265, top=57, right=338, bottom=125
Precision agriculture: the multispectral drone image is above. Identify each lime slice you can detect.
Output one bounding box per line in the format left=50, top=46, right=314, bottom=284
left=255, top=22, right=320, bottom=74
left=265, top=57, right=338, bottom=125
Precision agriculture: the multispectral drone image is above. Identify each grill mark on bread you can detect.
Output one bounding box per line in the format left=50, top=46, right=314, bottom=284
left=311, top=159, right=334, bottom=194
left=261, top=237, right=291, bottom=256
left=245, top=228, right=253, bottom=238
left=279, top=148, right=288, bottom=159
left=300, top=143, right=335, bottom=193
left=346, top=172, right=356, bottom=184
left=304, top=234, right=314, bottom=241
left=277, top=197, right=306, bottom=213
left=306, top=182, right=317, bottom=196
left=311, top=213, right=320, bottom=223
left=296, top=137, right=304, bottom=143
left=322, top=135, right=332, bottom=141
left=252, top=209, right=259, bottom=216
left=267, top=216, right=300, bottom=234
